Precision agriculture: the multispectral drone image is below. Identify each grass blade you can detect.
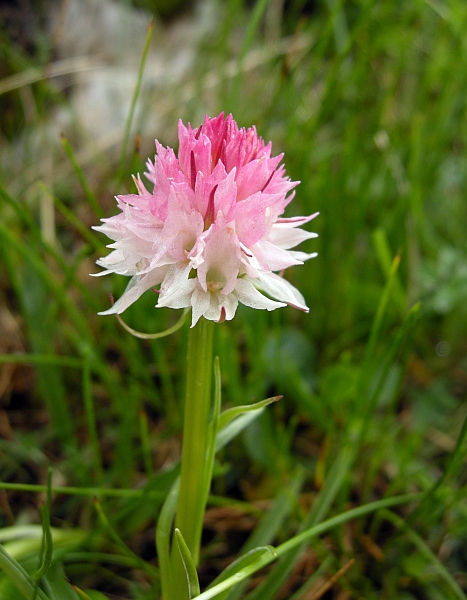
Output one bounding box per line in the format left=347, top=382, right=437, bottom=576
left=230, top=0, right=270, bottom=111
left=243, top=440, right=357, bottom=600
left=226, top=466, right=306, bottom=600
left=34, top=469, right=53, bottom=582
left=175, top=528, right=200, bottom=599
left=382, top=509, right=467, bottom=600
left=82, top=350, right=103, bottom=483
left=210, top=547, right=276, bottom=600
left=0, top=544, right=49, bottom=600
left=217, top=395, right=282, bottom=433
left=156, top=478, right=180, bottom=599
left=60, top=135, right=103, bottom=219
left=93, top=499, right=159, bottom=581
left=116, top=19, right=154, bottom=186
left=201, top=357, right=222, bottom=512
left=195, top=494, right=421, bottom=600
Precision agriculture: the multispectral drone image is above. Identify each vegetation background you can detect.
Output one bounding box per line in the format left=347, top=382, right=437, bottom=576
left=0, top=0, right=466, bottom=598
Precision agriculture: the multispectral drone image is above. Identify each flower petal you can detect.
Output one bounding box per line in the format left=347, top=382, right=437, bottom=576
left=234, top=278, right=286, bottom=311
left=190, top=285, right=212, bottom=326
left=98, top=267, right=168, bottom=315
left=257, top=272, right=309, bottom=312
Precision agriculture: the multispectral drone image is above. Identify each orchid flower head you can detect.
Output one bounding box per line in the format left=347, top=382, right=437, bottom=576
left=93, top=112, right=318, bottom=326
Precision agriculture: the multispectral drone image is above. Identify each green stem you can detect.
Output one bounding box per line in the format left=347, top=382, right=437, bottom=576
left=170, top=317, right=214, bottom=599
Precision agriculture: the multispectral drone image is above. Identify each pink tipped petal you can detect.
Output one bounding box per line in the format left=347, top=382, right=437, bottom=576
left=213, top=167, right=237, bottom=216
left=228, top=192, right=266, bottom=247
left=275, top=212, right=320, bottom=226
left=235, top=157, right=268, bottom=200
left=251, top=240, right=303, bottom=271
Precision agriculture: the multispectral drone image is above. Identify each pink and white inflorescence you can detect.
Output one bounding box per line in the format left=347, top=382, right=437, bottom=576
left=93, top=113, right=318, bottom=326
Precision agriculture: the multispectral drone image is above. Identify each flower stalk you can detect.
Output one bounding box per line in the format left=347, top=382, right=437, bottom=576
left=169, top=316, right=214, bottom=599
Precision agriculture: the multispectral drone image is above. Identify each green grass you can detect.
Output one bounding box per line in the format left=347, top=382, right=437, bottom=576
left=1, top=0, right=467, bottom=598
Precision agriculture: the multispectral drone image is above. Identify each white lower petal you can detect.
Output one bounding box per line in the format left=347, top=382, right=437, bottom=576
left=288, top=251, right=318, bottom=262
left=94, top=249, right=139, bottom=275
left=268, top=225, right=318, bottom=250
left=157, top=274, right=197, bottom=309
left=158, top=280, right=197, bottom=310
left=234, top=278, right=286, bottom=311
left=190, top=286, right=212, bottom=326
left=98, top=267, right=167, bottom=315
left=219, top=292, right=239, bottom=321
left=203, top=301, right=222, bottom=323
left=257, top=272, right=309, bottom=312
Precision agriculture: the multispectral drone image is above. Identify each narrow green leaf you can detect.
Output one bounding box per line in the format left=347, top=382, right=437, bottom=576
left=41, top=562, right=79, bottom=600
left=0, top=354, right=82, bottom=368
left=0, top=483, right=167, bottom=500
left=0, top=181, right=38, bottom=233
left=382, top=510, right=467, bottom=600
left=244, top=441, right=357, bottom=600
left=0, top=181, right=100, bottom=310
left=215, top=408, right=265, bottom=452
left=139, top=409, right=153, bottom=478
left=357, top=302, right=420, bottom=448
left=60, top=136, right=103, bottom=219
left=194, top=494, right=421, bottom=600
left=201, top=357, right=222, bottom=507
left=326, top=0, right=350, bottom=54
left=175, top=529, right=200, bottom=599
left=1, top=248, right=78, bottom=450
left=34, top=469, right=53, bottom=581
left=0, top=221, right=92, bottom=347
left=363, top=252, right=401, bottom=368
left=372, top=228, right=406, bottom=314
left=287, top=555, right=334, bottom=600
left=82, top=351, right=103, bottom=483
left=0, top=527, right=87, bottom=563
left=93, top=499, right=159, bottom=581
left=209, top=547, right=276, bottom=600
left=76, top=591, right=108, bottom=600
left=226, top=467, right=306, bottom=600
left=218, top=395, right=281, bottom=433
left=409, top=386, right=467, bottom=527
left=0, top=219, right=122, bottom=415
left=230, top=0, right=270, bottom=109
left=37, top=182, right=104, bottom=252
left=156, top=478, right=180, bottom=600
left=116, top=19, right=154, bottom=185
left=214, top=396, right=282, bottom=453
left=71, top=588, right=94, bottom=600
left=0, top=544, right=49, bottom=600
left=0, top=574, right=31, bottom=600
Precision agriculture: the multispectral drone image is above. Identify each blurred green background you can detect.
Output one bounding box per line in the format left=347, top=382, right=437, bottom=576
left=0, top=0, right=466, bottom=598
